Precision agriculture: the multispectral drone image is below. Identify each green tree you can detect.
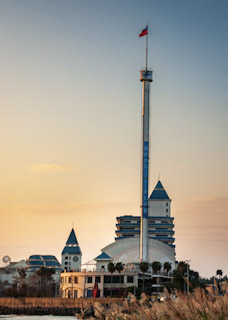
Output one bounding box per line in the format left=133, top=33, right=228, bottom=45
left=108, top=262, right=115, bottom=297
left=36, top=267, right=55, bottom=296
left=139, top=262, right=149, bottom=292
left=151, top=261, right=162, bottom=274
left=139, top=261, right=149, bottom=274
left=172, top=262, right=200, bottom=292
left=115, top=262, right=124, bottom=296
left=164, top=262, right=172, bottom=274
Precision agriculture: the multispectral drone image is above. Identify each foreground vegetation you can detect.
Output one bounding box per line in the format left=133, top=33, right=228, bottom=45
left=90, top=281, right=228, bottom=320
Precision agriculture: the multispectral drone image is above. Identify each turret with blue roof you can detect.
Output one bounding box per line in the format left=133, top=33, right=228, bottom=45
left=94, top=251, right=113, bottom=272
left=148, top=180, right=172, bottom=219
left=115, top=179, right=175, bottom=251
left=61, top=228, right=82, bottom=271
left=149, top=180, right=170, bottom=200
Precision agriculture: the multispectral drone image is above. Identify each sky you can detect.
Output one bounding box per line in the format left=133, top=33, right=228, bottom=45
left=0, top=0, right=227, bottom=278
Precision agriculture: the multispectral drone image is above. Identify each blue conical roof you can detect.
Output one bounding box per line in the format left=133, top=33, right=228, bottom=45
left=94, top=252, right=112, bottom=261
left=149, top=180, right=170, bottom=200
left=66, top=228, right=79, bottom=245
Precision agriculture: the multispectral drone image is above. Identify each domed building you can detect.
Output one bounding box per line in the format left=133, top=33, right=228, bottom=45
left=100, top=180, right=175, bottom=269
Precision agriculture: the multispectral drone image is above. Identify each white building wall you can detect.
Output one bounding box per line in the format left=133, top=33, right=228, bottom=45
left=148, top=199, right=171, bottom=217
left=61, top=254, right=81, bottom=271
left=102, top=238, right=175, bottom=269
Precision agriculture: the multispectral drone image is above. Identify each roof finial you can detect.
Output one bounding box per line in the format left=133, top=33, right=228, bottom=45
left=158, top=173, right=160, bottom=181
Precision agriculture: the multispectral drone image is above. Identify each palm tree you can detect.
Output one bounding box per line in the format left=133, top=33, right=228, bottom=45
left=151, top=261, right=162, bottom=274
left=18, top=269, right=27, bottom=296
left=115, top=262, right=124, bottom=296
left=36, top=267, right=55, bottom=296
left=164, top=262, right=172, bottom=275
left=139, top=261, right=149, bottom=292
left=177, top=261, right=187, bottom=276
left=139, top=261, right=149, bottom=274
left=108, top=262, right=115, bottom=297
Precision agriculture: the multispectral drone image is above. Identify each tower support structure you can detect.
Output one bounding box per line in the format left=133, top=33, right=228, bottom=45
left=140, top=69, right=152, bottom=261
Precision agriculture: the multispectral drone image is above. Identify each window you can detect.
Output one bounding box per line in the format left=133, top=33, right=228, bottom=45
left=113, top=276, right=124, bottom=283
left=87, top=290, right=92, bottom=297
left=87, top=276, right=92, bottom=283
left=166, top=209, right=168, bottom=213
left=65, top=256, right=68, bottom=260
left=104, top=276, right=111, bottom=283
left=127, top=276, right=134, bottom=283
left=65, top=261, right=68, bottom=265
left=74, top=277, right=78, bottom=284
left=95, top=276, right=101, bottom=283
left=68, top=277, right=72, bottom=284
left=166, top=203, right=168, bottom=207
left=74, top=290, right=78, bottom=298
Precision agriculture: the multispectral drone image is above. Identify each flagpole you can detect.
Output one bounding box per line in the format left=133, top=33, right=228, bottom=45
left=146, top=24, right=148, bottom=70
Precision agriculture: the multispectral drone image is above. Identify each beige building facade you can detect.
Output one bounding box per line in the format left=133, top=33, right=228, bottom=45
left=60, top=270, right=138, bottom=298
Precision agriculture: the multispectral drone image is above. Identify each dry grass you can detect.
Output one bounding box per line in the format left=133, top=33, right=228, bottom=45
left=88, top=281, right=228, bottom=320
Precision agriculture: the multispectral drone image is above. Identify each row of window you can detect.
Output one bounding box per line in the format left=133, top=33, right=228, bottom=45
left=61, top=275, right=134, bottom=284
left=67, top=289, right=100, bottom=298
left=67, top=289, right=78, bottom=298
left=61, top=276, right=78, bottom=284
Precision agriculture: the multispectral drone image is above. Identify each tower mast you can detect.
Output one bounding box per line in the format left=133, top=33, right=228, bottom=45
left=139, top=26, right=152, bottom=261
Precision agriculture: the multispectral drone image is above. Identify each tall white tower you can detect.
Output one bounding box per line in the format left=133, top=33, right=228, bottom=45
left=140, top=69, right=153, bottom=262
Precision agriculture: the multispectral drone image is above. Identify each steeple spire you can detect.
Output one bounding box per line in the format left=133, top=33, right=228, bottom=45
left=66, top=228, right=79, bottom=245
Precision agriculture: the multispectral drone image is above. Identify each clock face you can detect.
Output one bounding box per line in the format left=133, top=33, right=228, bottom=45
left=73, top=256, right=78, bottom=262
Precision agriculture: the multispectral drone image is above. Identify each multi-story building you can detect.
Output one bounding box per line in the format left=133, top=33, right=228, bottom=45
left=115, top=181, right=175, bottom=250
left=60, top=269, right=138, bottom=298
left=26, top=255, right=61, bottom=272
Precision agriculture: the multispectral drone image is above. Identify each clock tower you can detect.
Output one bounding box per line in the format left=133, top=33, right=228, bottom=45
left=61, top=228, right=82, bottom=271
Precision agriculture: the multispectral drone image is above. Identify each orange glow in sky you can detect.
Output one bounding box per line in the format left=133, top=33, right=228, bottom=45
left=0, top=0, right=228, bottom=278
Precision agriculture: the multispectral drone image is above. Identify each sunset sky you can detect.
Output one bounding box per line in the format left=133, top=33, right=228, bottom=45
left=0, top=0, right=227, bottom=278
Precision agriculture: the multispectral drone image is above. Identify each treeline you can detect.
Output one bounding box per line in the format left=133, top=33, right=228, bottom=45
left=0, top=267, right=58, bottom=298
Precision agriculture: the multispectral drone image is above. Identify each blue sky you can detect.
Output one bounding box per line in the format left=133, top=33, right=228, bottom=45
left=0, top=0, right=227, bottom=277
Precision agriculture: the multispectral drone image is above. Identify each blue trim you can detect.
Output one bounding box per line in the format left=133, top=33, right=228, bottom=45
left=116, top=216, right=140, bottom=220
left=116, top=230, right=140, bottom=234
left=94, top=252, right=112, bottom=260
left=117, top=216, right=174, bottom=220
left=142, top=141, right=149, bottom=218
left=62, top=246, right=82, bottom=255
left=116, top=230, right=174, bottom=235
left=149, top=236, right=175, bottom=241
left=148, top=230, right=174, bottom=234
left=116, top=223, right=140, bottom=227
left=148, top=223, right=174, bottom=227
left=149, top=217, right=174, bottom=220
left=116, top=223, right=174, bottom=228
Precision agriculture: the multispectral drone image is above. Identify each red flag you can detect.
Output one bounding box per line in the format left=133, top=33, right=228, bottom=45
left=139, top=26, right=148, bottom=37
